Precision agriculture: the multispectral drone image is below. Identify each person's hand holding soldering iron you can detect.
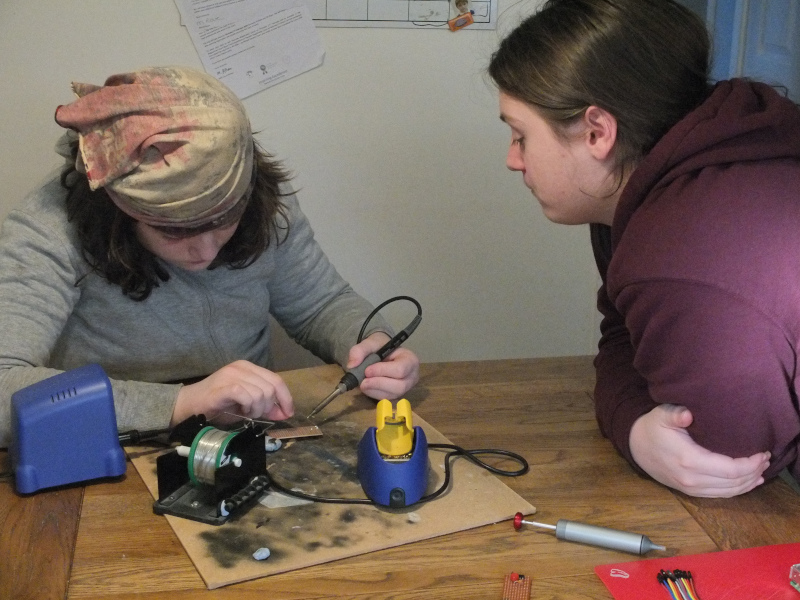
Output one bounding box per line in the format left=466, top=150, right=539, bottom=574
left=169, top=291, right=422, bottom=429
left=346, top=332, right=420, bottom=402
left=169, top=330, right=420, bottom=427
left=308, top=295, right=422, bottom=418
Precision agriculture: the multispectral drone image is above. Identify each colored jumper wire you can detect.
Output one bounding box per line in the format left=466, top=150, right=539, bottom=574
left=657, top=569, right=703, bottom=600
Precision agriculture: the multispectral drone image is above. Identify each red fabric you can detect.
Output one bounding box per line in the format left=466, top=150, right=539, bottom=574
left=596, top=542, right=800, bottom=600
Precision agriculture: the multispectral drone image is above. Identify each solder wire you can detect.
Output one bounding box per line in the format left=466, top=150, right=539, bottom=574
left=188, top=426, right=238, bottom=485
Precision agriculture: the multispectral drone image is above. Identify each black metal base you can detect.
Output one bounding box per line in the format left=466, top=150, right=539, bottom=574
left=152, top=416, right=269, bottom=525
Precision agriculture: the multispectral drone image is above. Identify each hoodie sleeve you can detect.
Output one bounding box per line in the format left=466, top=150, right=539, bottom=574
left=591, top=224, right=657, bottom=471
left=594, top=284, right=657, bottom=471
left=615, top=278, right=798, bottom=479
left=592, top=222, right=799, bottom=479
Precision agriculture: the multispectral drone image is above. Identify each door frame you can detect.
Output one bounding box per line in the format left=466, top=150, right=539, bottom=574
left=706, top=0, right=750, bottom=81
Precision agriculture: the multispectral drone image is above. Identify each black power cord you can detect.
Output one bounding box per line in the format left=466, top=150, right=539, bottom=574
left=357, top=295, right=422, bottom=349
left=118, top=427, right=171, bottom=445
left=263, top=443, right=529, bottom=506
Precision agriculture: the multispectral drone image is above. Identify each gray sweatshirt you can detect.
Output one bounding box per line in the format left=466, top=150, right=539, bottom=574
left=0, top=177, right=387, bottom=446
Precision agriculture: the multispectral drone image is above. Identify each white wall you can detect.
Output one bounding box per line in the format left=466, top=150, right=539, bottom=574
left=0, top=1, right=600, bottom=364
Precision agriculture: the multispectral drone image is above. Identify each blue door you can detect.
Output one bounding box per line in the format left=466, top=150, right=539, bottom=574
left=709, top=0, right=800, bottom=100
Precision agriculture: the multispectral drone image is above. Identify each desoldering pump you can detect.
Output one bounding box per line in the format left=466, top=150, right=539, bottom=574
left=513, top=512, right=666, bottom=555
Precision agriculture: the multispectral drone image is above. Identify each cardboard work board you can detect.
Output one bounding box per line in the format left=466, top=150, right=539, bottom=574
left=129, top=365, right=536, bottom=589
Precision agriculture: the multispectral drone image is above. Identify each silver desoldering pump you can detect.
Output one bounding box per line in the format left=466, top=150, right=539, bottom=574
left=513, top=512, right=666, bottom=555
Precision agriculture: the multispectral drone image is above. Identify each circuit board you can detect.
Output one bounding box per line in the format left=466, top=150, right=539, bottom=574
left=502, top=572, right=532, bottom=600
left=264, top=424, right=322, bottom=439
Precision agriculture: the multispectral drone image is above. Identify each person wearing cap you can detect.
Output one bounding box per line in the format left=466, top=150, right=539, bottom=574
left=0, top=66, right=419, bottom=446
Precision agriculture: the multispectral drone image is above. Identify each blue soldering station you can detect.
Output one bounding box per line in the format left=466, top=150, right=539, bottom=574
left=357, top=398, right=429, bottom=508
left=10, top=364, right=126, bottom=494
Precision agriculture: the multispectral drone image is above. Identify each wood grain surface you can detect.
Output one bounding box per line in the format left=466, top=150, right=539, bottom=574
left=1, top=356, right=799, bottom=600
left=0, top=455, right=83, bottom=600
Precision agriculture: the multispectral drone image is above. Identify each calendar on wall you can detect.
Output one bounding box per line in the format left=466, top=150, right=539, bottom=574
left=307, top=0, right=497, bottom=29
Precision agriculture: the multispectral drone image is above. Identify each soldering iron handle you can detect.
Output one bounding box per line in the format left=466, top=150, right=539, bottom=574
left=340, top=353, right=381, bottom=391
left=376, top=315, right=422, bottom=360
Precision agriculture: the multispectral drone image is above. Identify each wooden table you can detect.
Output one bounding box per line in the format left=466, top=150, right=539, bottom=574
left=2, top=356, right=799, bottom=599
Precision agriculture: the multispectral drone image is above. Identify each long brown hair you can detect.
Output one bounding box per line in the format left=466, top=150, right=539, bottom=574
left=489, top=0, right=712, bottom=175
left=62, top=140, right=291, bottom=300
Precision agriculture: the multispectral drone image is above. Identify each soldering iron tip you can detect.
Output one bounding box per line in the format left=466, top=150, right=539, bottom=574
left=307, top=387, right=342, bottom=419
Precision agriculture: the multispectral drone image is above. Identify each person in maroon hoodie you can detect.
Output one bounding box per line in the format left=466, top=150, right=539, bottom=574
left=489, top=0, right=800, bottom=497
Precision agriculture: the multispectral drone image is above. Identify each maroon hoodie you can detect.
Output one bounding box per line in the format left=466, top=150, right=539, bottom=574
left=591, top=79, right=800, bottom=481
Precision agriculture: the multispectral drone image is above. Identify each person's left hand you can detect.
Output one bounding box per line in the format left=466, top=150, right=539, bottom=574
left=348, top=332, right=420, bottom=400
left=629, top=404, right=770, bottom=497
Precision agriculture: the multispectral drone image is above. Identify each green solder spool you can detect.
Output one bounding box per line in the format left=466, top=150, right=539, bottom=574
left=187, top=426, right=239, bottom=486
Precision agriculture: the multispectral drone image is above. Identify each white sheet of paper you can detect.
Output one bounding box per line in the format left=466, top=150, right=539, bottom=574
left=175, top=0, right=325, bottom=99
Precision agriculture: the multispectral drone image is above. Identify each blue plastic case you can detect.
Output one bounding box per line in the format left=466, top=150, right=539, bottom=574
left=357, top=425, right=428, bottom=508
left=10, top=364, right=126, bottom=493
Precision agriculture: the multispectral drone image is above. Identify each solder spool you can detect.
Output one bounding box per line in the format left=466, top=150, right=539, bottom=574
left=154, top=417, right=268, bottom=525
left=187, top=426, right=239, bottom=486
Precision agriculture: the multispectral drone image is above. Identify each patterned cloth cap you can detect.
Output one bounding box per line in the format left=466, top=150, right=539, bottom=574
left=54, top=66, right=254, bottom=229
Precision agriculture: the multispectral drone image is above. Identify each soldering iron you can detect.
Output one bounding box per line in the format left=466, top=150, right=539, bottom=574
left=308, top=296, right=422, bottom=419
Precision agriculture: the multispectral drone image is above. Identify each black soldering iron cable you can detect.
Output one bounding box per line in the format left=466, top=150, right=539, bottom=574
left=264, top=443, right=529, bottom=506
